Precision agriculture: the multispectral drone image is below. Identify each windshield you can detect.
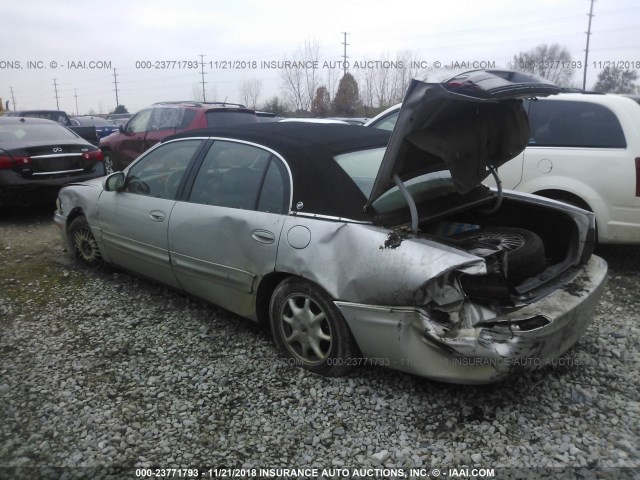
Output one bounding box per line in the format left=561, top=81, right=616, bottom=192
left=334, top=147, right=456, bottom=213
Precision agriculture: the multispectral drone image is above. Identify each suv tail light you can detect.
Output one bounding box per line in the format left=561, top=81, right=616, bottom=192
left=0, top=155, right=31, bottom=170
left=636, top=157, right=640, bottom=197
left=81, top=150, right=104, bottom=161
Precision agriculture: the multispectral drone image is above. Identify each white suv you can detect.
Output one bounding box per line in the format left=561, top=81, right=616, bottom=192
left=367, top=94, right=640, bottom=243
left=492, top=93, right=640, bottom=244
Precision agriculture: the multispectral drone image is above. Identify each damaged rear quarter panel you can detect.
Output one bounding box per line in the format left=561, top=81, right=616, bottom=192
left=275, top=215, right=485, bottom=305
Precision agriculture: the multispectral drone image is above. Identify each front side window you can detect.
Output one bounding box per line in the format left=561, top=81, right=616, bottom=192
left=125, top=110, right=152, bottom=133
left=528, top=100, right=626, bottom=148
left=189, top=141, right=287, bottom=212
left=149, top=108, right=182, bottom=131
left=123, top=140, right=202, bottom=199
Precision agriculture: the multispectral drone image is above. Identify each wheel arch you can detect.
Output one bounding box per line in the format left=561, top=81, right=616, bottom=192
left=255, top=271, right=294, bottom=325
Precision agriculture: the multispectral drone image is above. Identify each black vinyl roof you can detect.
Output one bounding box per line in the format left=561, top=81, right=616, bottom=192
left=166, top=123, right=391, bottom=220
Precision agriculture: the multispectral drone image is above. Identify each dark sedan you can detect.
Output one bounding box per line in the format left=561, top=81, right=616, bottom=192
left=0, top=117, right=106, bottom=207
left=71, top=116, right=119, bottom=142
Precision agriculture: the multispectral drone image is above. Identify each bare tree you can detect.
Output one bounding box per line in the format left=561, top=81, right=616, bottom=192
left=510, top=43, right=575, bottom=86
left=279, top=39, right=321, bottom=112
left=192, top=83, right=204, bottom=102
left=239, top=78, right=263, bottom=109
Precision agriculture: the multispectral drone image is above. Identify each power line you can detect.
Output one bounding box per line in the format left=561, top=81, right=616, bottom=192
left=113, top=68, right=120, bottom=108
left=341, top=32, right=350, bottom=76
left=583, top=0, right=596, bottom=90
left=199, top=54, right=207, bottom=101
left=10, top=87, right=16, bottom=110
left=53, top=79, right=60, bottom=110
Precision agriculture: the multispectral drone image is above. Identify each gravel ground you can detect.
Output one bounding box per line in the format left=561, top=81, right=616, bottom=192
left=0, top=205, right=639, bottom=479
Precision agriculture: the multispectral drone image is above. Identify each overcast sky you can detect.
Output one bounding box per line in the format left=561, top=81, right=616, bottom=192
left=1, top=0, right=638, bottom=114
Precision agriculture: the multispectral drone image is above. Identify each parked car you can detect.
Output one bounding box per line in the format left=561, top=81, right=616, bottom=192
left=364, top=104, right=401, bottom=130
left=4, top=110, right=98, bottom=144
left=255, top=111, right=279, bottom=122
left=99, top=101, right=259, bottom=172
left=55, top=70, right=607, bottom=384
left=71, top=115, right=119, bottom=142
left=327, top=117, right=369, bottom=125
left=0, top=116, right=105, bottom=207
left=489, top=93, right=640, bottom=244
left=367, top=91, right=640, bottom=244
left=106, top=113, right=134, bottom=127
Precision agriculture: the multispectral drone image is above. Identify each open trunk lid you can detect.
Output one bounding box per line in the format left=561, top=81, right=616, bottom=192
left=366, top=70, right=561, bottom=206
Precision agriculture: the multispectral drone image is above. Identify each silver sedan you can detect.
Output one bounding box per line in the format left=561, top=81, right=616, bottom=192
left=55, top=70, right=607, bottom=384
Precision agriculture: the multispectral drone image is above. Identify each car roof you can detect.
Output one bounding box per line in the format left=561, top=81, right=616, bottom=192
left=166, top=122, right=391, bottom=220
left=166, top=122, right=390, bottom=155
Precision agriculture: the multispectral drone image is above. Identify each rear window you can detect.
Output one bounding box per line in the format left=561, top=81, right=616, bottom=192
left=0, top=123, right=78, bottom=143
left=528, top=100, right=626, bottom=148
left=205, top=111, right=259, bottom=127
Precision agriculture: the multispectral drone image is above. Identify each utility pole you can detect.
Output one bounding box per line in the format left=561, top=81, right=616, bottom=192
left=53, top=79, right=60, bottom=110
left=341, top=32, right=350, bottom=76
left=9, top=86, right=16, bottom=110
left=199, top=54, right=207, bottom=102
left=582, top=0, right=596, bottom=91
left=113, top=68, right=120, bottom=108
left=74, top=89, right=79, bottom=115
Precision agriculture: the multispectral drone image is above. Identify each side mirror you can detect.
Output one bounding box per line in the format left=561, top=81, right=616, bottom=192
left=118, top=124, right=125, bottom=133
left=104, top=171, right=125, bottom=192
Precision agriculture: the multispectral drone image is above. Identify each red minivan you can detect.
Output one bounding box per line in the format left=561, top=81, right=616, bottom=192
left=99, top=101, right=258, bottom=172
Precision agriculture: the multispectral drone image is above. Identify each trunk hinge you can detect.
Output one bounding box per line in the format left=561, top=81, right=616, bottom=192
left=393, top=174, right=418, bottom=234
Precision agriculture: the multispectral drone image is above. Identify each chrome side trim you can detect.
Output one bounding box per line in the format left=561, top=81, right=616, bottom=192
left=289, top=211, right=373, bottom=224
left=30, top=153, right=83, bottom=159
left=32, top=169, right=85, bottom=176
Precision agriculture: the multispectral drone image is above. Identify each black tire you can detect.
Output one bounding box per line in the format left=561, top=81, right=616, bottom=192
left=455, top=226, right=546, bottom=285
left=103, top=150, right=115, bottom=174
left=67, top=216, right=108, bottom=271
left=269, top=278, right=358, bottom=377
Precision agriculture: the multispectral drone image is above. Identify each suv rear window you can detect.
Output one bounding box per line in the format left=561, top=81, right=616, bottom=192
left=528, top=100, right=626, bottom=148
left=205, top=111, right=258, bottom=128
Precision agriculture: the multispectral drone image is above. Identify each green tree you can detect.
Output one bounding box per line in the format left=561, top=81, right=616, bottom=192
left=262, top=96, right=289, bottom=116
left=510, top=43, right=574, bottom=86
left=593, top=66, right=638, bottom=94
left=310, top=86, right=331, bottom=117
left=113, top=105, right=129, bottom=114
left=332, top=73, right=360, bottom=116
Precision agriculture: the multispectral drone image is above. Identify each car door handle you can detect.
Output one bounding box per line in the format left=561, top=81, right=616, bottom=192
left=251, top=229, right=275, bottom=244
left=148, top=211, right=166, bottom=222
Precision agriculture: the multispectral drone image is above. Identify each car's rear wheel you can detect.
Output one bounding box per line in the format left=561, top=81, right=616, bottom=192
left=269, top=278, right=357, bottom=377
left=455, top=226, right=546, bottom=285
left=67, top=216, right=107, bottom=271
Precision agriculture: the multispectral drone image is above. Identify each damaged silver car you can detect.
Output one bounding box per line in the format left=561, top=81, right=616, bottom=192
left=54, top=70, right=607, bottom=384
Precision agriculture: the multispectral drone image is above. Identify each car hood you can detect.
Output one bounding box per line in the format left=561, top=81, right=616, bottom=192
left=366, top=70, right=560, bottom=205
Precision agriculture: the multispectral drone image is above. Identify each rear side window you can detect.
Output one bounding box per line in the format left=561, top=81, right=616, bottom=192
left=205, top=111, right=259, bottom=127
left=188, top=140, right=288, bottom=212
left=528, top=100, right=626, bottom=148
